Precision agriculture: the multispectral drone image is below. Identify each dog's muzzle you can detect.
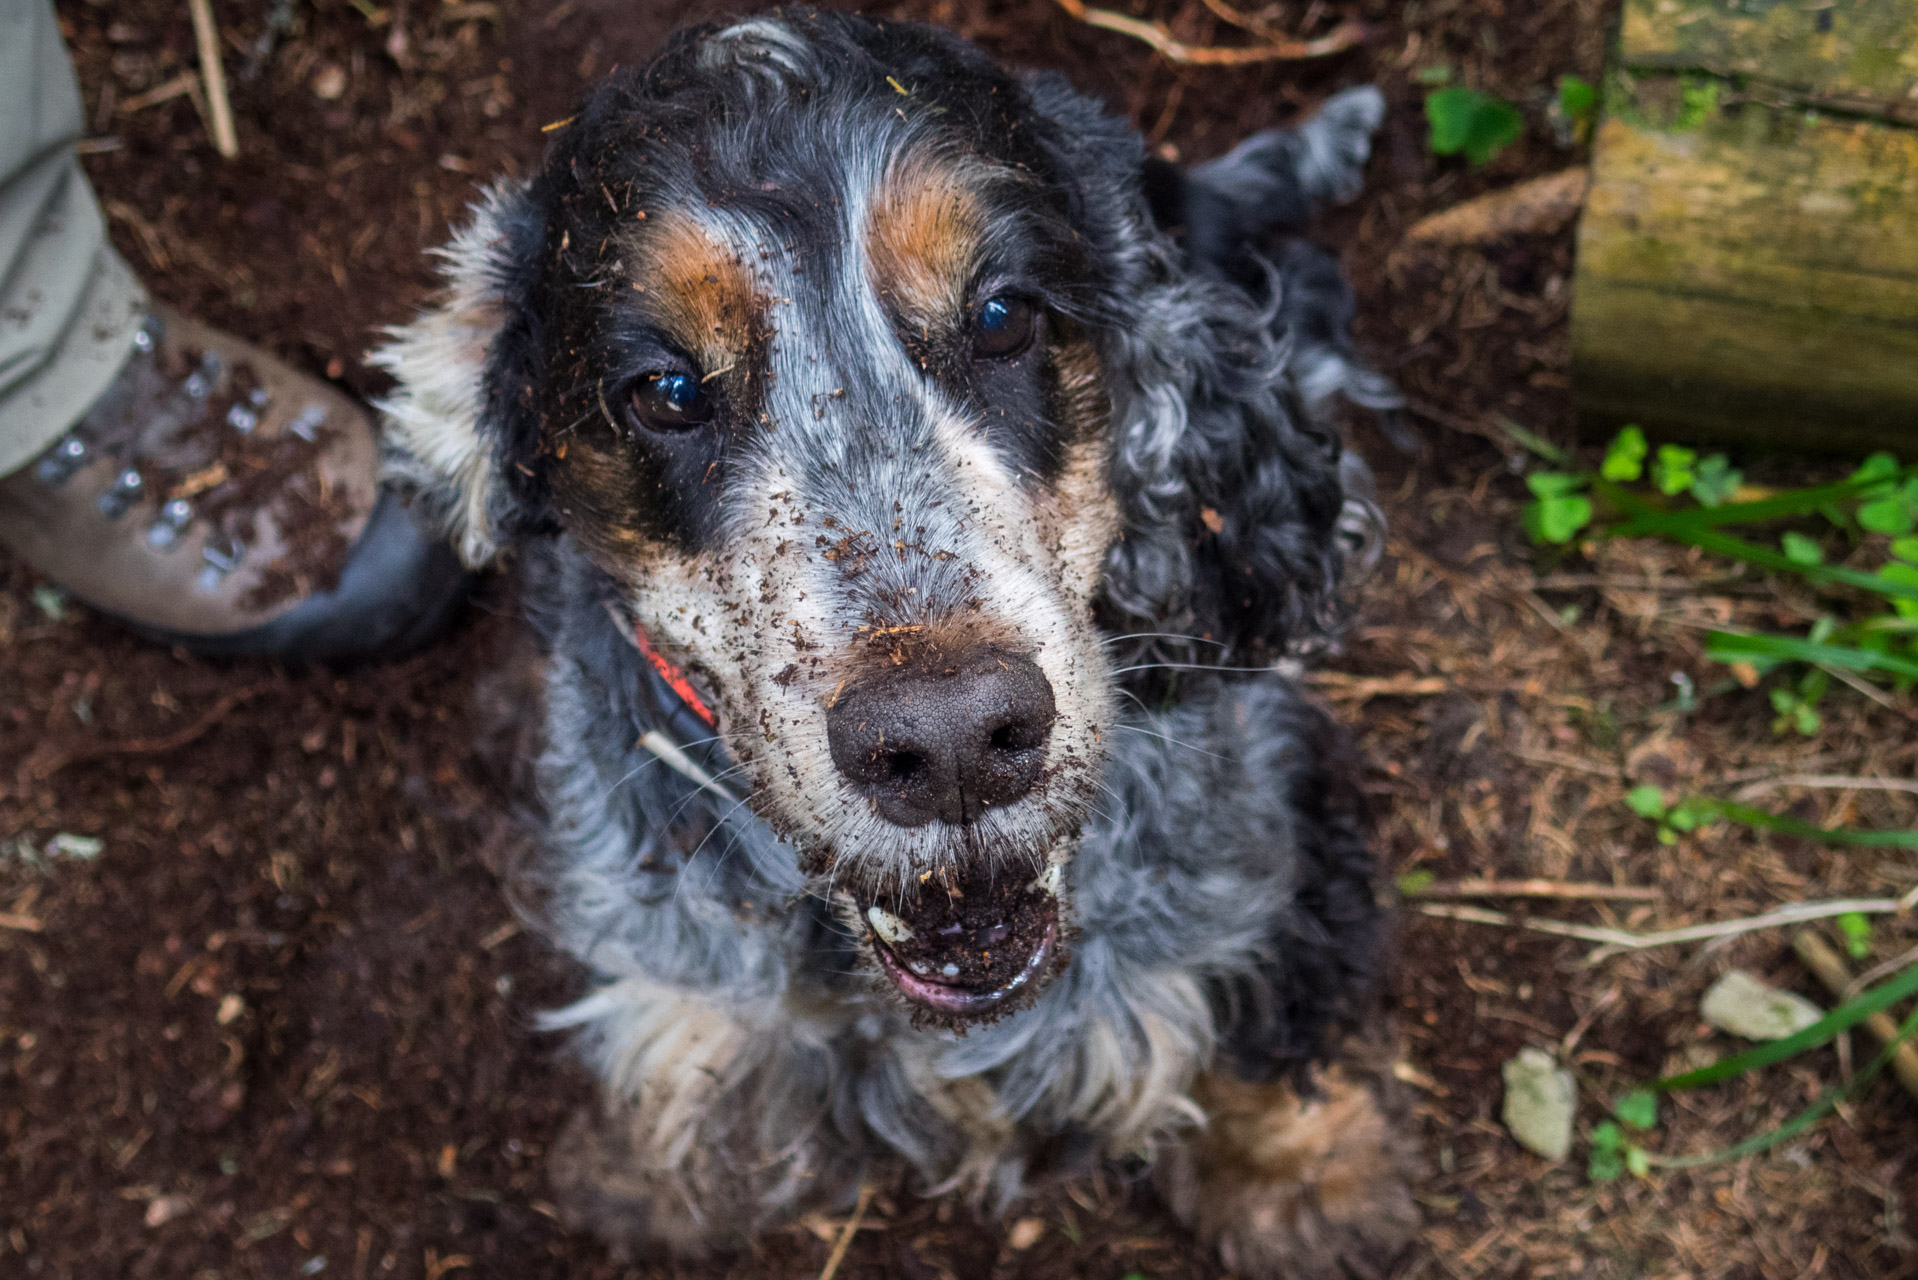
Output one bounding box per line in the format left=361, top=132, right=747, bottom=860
left=829, top=641, right=1063, bottom=1015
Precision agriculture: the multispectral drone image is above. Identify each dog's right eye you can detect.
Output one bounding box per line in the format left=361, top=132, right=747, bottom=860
left=628, top=372, right=714, bottom=432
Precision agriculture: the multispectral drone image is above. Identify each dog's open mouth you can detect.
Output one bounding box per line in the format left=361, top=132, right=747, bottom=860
left=860, top=863, right=1061, bottom=1018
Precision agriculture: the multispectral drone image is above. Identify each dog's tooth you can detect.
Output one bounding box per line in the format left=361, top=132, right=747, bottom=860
left=908, top=961, right=930, bottom=975
left=866, top=905, right=914, bottom=945
left=1030, top=862, right=1063, bottom=897
left=940, top=962, right=961, bottom=978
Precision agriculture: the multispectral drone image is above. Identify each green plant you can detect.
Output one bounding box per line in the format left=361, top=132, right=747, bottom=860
left=1426, top=87, right=1525, bottom=165
left=1624, top=788, right=1918, bottom=850
left=1587, top=1089, right=1658, bottom=1182
left=1585, top=962, right=1918, bottom=1180
left=1518, top=431, right=1918, bottom=704
left=1557, top=74, right=1597, bottom=142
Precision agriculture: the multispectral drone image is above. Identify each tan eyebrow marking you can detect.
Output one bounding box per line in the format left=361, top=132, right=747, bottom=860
left=626, top=209, right=762, bottom=368
left=864, top=155, right=986, bottom=324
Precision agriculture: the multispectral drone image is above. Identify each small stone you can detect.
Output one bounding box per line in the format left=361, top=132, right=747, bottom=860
left=1501, top=1046, right=1575, bottom=1161
left=216, top=993, right=245, bottom=1025
left=46, top=833, right=103, bottom=860
left=145, top=1194, right=190, bottom=1227
left=1006, top=1217, right=1045, bottom=1250
left=1702, top=969, right=1823, bottom=1041
left=313, top=65, right=347, bottom=100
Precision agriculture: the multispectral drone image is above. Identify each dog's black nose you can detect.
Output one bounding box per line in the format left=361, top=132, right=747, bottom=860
left=826, top=645, right=1056, bottom=827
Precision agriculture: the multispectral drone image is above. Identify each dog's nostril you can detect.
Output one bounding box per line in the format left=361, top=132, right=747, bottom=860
left=882, top=751, right=926, bottom=782
left=826, top=643, right=1057, bottom=828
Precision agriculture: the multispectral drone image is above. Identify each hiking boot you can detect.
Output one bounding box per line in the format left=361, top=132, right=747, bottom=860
left=0, top=306, right=467, bottom=663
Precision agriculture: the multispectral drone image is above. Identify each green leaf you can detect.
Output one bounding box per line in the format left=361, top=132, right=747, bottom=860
left=1426, top=87, right=1526, bottom=165
left=1600, top=426, right=1648, bottom=482
left=1525, top=494, right=1594, bottom=545
left=1651, top=444, right=1697, bottom=496
left=1859, top=498, right=1914, bottom=535
left=1587, top=1122, right=1626, bottom=1182
left=1624, top=1144, right=1651, bottom=1178
left=1881, top=562, right=1918, bottom=620
left=1396, top=869, right=1437, bottom=897
left=1837, top=912, right=1874, bottom=961
left=1890, top=537, right=1918, bottom=563
left=1625, top=786, right=1667, bottom=819
left=1852, top=452, right=1901, bottom=486
left=1558, top=75, right=1597, bottom=127
left=1526, top=471, right=1587, bottom=498
left=1614, top=1090, right=1659, bottom=1131
left=1689, top=454, right=1743, bottom=508
left=1415, top=64, right=1455, bottom=86
left=1781, top=532, right=1825, bottom=566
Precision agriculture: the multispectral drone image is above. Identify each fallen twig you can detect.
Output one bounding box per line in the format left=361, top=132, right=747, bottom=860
left=1306, top=671, right=1449, bottom=699
left=1736, top=773, right=1918, bottom=801
left=1052, top=0, right=1367, bottom=65
left=1418, top=896, right=1912, bottom=962
left=1792, top=929, right=1918, bottom=1101
left=23, top=686, right=267, bottom=783
left=1411, top=878, right=1660, bottom=903
left=0, top=913, right=45, bottom=933
left=817, top=1182, right=873, bottom=1280
left=116, top=71, right=199, bottom=115
left=187, top=0, right=239, bottom=157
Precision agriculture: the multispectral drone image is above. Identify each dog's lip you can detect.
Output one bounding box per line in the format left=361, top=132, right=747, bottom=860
left=871, top=920, right=1056, bottom=1016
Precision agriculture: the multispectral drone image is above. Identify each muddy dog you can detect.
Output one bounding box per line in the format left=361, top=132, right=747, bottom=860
left=377, top=9, right=1417, bottom=1275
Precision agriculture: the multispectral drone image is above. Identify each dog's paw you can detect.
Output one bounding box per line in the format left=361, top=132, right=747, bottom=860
left=1156, top=1064, right=1420, bottom=1280
left=548, top=1105, right=741, bottom=1259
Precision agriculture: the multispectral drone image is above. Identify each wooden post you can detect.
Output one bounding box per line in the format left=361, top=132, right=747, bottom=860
left=1571, top=0, right=1918, bottom=454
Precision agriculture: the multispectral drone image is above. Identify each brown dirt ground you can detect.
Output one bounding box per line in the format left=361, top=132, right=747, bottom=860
left=6, top=0, right=1916, bottom=1277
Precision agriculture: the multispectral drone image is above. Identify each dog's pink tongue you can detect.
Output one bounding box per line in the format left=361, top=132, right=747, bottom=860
left=863, top=867, right=1058, bottom=1016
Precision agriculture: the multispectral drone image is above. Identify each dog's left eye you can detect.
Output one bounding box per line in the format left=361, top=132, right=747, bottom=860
left=972, top=295, right=1037, bottom=360
left=628, top=372, right=714, bottom=432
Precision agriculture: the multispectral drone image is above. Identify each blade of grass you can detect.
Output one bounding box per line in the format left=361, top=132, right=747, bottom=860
left=1653, top=960, right=1918, bottom=1092
left=1655, top=526, right=1918, bottom=603
left=1703, top=798, right=1918, bottom=849
left=1649, top=1002, right=1918, bottom=1170
left=1601, top=472, right=1911, bottom=535
left=1707, top=631, right=1918, bottom=681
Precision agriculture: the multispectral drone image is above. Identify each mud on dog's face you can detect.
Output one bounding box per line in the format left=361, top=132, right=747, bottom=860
left=432, top=17, right=1132, bottom=1017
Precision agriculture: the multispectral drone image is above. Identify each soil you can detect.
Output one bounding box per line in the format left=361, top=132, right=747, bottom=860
left=6, top=1, right=1915, bottom=1278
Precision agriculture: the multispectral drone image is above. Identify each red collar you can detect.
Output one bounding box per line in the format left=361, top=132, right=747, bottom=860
left=631, top=624, right=719, bottom=729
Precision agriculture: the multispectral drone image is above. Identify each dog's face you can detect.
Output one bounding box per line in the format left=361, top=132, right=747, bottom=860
left=381, top=11, right=1356, bottom=1024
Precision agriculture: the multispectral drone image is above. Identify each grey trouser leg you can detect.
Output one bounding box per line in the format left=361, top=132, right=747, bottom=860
left=0, top=0, right=148, bottom=478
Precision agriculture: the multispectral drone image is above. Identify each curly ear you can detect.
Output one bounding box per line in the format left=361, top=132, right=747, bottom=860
left=373, top=178, right=546, bottom=568
left=1073, top=92, right=1392, bottom=674
left=1098, top=259, right=1351, bottom=670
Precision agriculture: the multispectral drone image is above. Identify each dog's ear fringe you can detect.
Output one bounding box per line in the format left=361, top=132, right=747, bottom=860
left=1012, top=78, right=1395, bottom=674
left=371, top=178, right=535, bottom=569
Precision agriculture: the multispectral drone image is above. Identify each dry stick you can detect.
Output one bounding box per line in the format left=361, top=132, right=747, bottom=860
left=1051, top=0, right=1368, bottom=65
left=1791, top=930, right=1918, bottom=1102
left=1735, top=773, right=1918, bottom=801
left=1417, top=897, right=1911, bottom=962
left=816, top=1183, right=873, bottom=1280
left=116, top=70, right=200, bottom=115
left=0, top=913, right=44, bottom=933
left=1412, top=878, right=1661, bottom=903
left=187, top=0, right=238, bottom=157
